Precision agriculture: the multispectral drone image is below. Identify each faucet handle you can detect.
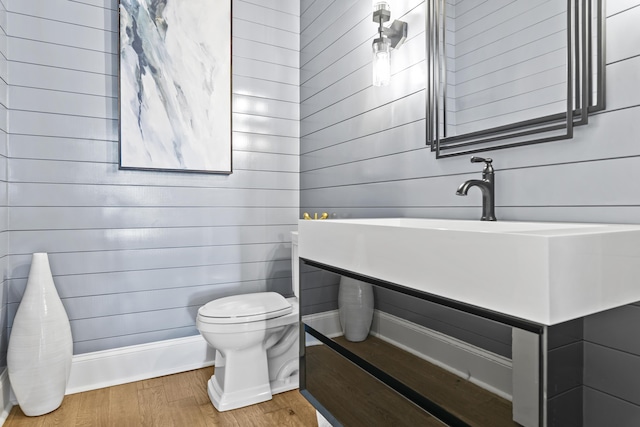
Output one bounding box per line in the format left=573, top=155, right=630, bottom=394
left=470, top=156, right=492, bottom=164
left=470, top=156, right=494, bottom=175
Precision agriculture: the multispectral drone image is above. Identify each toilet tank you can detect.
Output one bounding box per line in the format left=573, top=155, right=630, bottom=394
left=291, top=231, right=299, bottom=298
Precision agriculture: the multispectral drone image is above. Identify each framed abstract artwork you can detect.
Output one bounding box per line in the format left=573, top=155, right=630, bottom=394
left=118, top=0, right=232, bottom=174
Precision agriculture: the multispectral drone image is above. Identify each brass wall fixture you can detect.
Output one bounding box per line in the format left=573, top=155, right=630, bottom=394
left=303, top=213, right=329, bottom=220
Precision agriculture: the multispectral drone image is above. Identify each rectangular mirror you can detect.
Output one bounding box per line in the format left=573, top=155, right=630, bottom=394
left=427, top=0, right=605, bottom=158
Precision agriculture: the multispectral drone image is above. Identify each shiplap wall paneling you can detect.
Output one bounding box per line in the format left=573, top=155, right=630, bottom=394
left=300, top=0, right=640, bottom=422
left=300, top=55, right=640, bottom=200
left=5, top=0, right=299, bottom=355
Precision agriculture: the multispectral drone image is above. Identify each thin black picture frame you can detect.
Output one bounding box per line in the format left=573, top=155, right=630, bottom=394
left=117, top=0, right=233, bottom=174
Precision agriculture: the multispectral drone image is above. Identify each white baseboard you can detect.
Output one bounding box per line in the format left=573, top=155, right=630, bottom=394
left=0, top=369, right=11, bottom=425
left=66, top=334, right=215, bottom=395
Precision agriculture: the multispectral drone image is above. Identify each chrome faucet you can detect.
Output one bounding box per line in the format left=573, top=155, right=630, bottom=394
left=456, top=157, right=497, bottom=221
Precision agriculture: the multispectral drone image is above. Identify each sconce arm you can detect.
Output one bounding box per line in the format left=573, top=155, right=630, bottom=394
left=383, top=20, right=408, bottom=49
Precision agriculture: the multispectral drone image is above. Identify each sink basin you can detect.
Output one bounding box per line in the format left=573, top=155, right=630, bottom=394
left=298, top=218, right=640, bottom=325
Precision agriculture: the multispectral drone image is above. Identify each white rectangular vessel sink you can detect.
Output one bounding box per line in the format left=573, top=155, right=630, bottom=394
left=298, top=218, right=640, bottom=325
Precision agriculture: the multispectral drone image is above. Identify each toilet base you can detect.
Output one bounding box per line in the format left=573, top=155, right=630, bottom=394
left=207, top=371, right=300, bottom=412
left=208, top=375, right=272, bottom=412
left=270, top=372, right=299, bottom=395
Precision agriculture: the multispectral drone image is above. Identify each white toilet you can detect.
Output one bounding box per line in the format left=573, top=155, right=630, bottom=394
left=196, top=232, right=300, bottom=412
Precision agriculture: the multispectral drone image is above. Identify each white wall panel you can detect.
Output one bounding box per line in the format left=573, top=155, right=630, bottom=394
left=9, top=206, right=297, bottom=230
left=233, top=18, right=299, bottom=51
left=9, top=38, right=117, bottom=75
left=7, top=0, right=117, bottom=30
left=8, top=259, right=292, bottom=303
left=71, top=326, right=193, bottom=354
left=301, top=0, right=359, bottom=53
left=302, top=62, right=425, bottom=136
left=10, top=110, right=117, bottom=140
left=233, top=113, right=299, bottom=137
left=9, top=85, right=116, bottom=119
left=233, top=75, right=298, bottom=102
left=10, top=224, right=296, bottom=255
left=7, top=243, right=292, bottom=279
left=302, top=26, right=425, bottom=116
left=233, top=132, right=299, bottom=155
left=9, top=62, right=117, bottom=97
left=8, top=12, right=117, bottom=52
left=301, top=0, right=336, bottom=35
left=302, top=90, right=425, bottom=153
left=73, top=0, right=117, bottom=9
left=0, top=130, right=5, bottom=158
left=241, top=0, right=299, bottom=17
left=10, top=183, right=297, bottom=208
left=606, top=4, right=640, bottom=63
left=234, top=94, right=299, bottom=120
left=233, top=38, right=298, bottom=68
left=301, top=120, right=425, bottom=172
left=233, top=56, right=298, bottom=85
left=607, top=0, right=639, bottom=15
left=233, top=0, right=299, bottom=33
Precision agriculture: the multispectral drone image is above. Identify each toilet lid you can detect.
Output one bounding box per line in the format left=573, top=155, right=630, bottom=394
left=198, top=292, right=293, bottom=324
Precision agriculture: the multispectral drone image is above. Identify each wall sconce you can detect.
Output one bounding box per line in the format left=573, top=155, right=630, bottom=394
left=372, top=1, right=408, bottom=86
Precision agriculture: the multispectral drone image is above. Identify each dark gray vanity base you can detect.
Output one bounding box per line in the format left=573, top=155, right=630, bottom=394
left=546, top=318, right=585, bottom=427
left=300, top=258, right=615, bottom=427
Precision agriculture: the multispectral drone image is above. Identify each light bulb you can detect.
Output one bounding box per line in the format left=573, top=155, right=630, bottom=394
left=372, top=37, right=391, bottom=86
left=373, top=1, right=390, bottom=13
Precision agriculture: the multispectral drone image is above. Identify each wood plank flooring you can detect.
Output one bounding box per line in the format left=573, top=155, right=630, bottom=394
left=4, top=367, right=318, bottom=427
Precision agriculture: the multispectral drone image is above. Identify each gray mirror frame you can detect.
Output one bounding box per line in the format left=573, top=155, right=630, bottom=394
left=427, top=0, right=605, bottom=158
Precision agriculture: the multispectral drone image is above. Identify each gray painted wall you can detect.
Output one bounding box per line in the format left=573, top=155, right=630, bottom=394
left=0, top=0, right=8, bottom=370
left=4, top=0, right=299, bottom=356
left=300, top=0, right=640, bottom=423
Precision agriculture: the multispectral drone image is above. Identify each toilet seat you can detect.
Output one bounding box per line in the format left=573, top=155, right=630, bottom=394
left=198, top=292, right=292, bottom=324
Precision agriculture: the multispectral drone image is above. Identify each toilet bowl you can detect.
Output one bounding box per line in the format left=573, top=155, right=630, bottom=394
left=196, top=231, right=301, bottom=412
left=196, top=293, right=299, bottom=411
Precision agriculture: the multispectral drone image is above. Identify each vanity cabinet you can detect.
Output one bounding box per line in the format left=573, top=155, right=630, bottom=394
left=297, top=218, right=640, bottom=427
left=299, top=259, right=585, bottom=427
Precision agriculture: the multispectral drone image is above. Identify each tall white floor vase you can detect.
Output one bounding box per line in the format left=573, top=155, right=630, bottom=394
left=338, top=276, right=374, bottom=342
left=8, top=253, right=73, bottom=416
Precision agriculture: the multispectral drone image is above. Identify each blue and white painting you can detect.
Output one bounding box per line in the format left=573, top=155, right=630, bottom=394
left=119, top=0, right=231, bottom=173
